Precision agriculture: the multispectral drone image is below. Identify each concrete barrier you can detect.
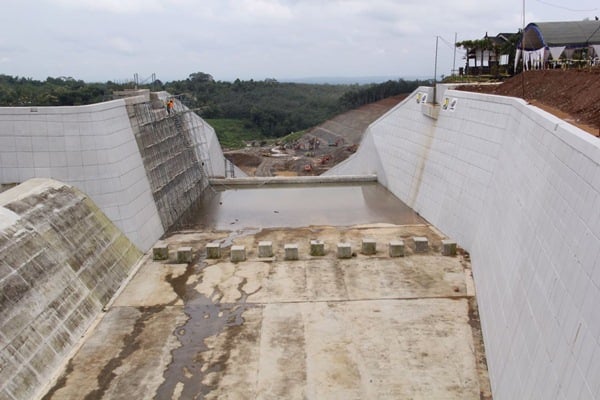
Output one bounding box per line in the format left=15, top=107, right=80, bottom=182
left=337, top=243, right=352, bottom=259
left=361, top=238, right=376, bottom=255
left=177, top=247, right=193, bottom=263
left=441, top=239, right=457, bottom=256
left=258, top=241, right=273, bottom=258
left=206, top=242, right=221, bottom=259
left=327, top=85, right=600, bottom=399
left=153, top=243, right=169, bottom=260
left=230, top=245, right=246, bottom=262
left=389, top=240, right=405, bottom=257
left=413, top=237, right=429, bottom=253
left=310, top=240, right=325, bottom=256
left=284, top=244, right=299, bottom=260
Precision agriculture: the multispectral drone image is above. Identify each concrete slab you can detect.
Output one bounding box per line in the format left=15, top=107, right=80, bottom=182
left=41, top=225, right=489, bottom=400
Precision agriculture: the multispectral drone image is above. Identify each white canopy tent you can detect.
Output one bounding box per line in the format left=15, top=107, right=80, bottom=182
left=515, top=20, right=600, bottom=71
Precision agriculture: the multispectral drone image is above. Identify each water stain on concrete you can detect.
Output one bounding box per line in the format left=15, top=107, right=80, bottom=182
left=38, top=223, right=489, bottom=399
left=82, top=306, right=163, bottom=400
left=156, top=254, right=261, bottom=400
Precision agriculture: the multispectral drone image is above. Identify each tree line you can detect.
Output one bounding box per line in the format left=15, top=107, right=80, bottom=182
left=0, top=72, right=425, bottom=138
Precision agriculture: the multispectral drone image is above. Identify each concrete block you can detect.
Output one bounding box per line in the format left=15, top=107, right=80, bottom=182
left=310, top=240, right=325, bottom=256
left=284, top=244, right=299, bottom=260
left=177, top=246, right=193, bottom=263
left=337, top=243, right=352, bottom=259
left=206, top=242, right=221, bottom=259
left=389, top=240, right=405, bottom=257
left=230, top=245, right=246, bottom=262
left=413, top=237, right=429, bottom=253
left=441, top=239, right=457, bottom=256
left=361, top=238, right=376, bottom=255
left=153, top=243, right=169, bottom=260
left=258, top=241, right=273, bottom=258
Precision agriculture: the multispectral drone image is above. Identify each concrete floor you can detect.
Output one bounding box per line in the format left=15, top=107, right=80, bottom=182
left=41, top=224, right=491, bottom=400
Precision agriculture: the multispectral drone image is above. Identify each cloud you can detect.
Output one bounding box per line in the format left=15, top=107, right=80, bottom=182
left=238, top=0, right=293, bottom=19
left=49, top=0, right=164, bottom=14
left=7, top=0, right=599, bottom=82
left=107, top=37, right=136, bottom=55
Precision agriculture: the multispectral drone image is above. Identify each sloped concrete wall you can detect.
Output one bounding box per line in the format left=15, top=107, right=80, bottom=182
left=152, top=91, right=246, bottom=179
left=127, top=98, right=209, bottom=230
left=0, top=98, right=163, bottom=251
left=327, top=87, right=600, bottom=399
left=0, top=92, right=239, bottom=250
left=0, top=179, right=142, bottom=400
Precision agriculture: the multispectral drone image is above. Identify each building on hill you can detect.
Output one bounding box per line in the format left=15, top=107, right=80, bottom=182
left=516, top=19, right=600, bottom=70
left=456, top=32, right=518, bottom=77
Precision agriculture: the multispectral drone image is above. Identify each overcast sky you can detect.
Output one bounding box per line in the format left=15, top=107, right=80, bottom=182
left=1, top=0, right=599, bottom=83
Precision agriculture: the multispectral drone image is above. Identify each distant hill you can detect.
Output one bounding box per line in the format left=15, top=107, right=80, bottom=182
left=284, top=75, right=431, bottom=85
left=225, top=95, right=407, bottom=177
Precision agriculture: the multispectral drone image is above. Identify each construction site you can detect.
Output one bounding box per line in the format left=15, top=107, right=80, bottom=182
left=1, top=70, right=600, bottom=399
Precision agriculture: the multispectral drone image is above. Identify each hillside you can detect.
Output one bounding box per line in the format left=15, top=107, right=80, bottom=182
left=225, top=95, right=406, bottom=176
left=457, top=69, right=600, bottom=136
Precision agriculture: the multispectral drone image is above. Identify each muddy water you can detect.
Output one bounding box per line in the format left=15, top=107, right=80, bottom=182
left=171, top=182, right=425, bottom=231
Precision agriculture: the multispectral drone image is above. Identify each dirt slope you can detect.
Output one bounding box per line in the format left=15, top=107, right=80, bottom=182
left=458, top=68, right=600, bottom=136
left=225, top=95, right=406, bottom=176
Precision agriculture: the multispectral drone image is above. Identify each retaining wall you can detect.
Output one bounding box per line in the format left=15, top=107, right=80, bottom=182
left=0, top=92, right=237, bottom=251
left=0, top=179, right=142, bottom=400
left=0, top=96, right=162, bottom=250
left=327, top=87, right=600, bottom=399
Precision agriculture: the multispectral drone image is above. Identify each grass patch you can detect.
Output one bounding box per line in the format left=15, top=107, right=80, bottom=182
left=204, top=118, right=264, bottom=149
left=278, top=129, right=307, bottom=143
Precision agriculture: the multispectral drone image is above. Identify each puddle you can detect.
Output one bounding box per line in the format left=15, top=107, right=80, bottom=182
left=170, top=182, right=425, bottom=231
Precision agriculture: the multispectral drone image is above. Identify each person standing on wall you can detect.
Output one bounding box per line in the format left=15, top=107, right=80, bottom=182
left=167, top=99, right=174, bottom=115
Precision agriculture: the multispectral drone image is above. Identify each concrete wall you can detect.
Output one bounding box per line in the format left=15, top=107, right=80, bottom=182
left=0, top=98, right=163, bottom=251
left=0, top=92, right=237, bottom=250
left=0, top=179, right=142, bottom=400
left=126, top=96, right=209, bottom=230
left=327, top=87, right=600, bottom=399
left=153, top=92, right=246, bottom=179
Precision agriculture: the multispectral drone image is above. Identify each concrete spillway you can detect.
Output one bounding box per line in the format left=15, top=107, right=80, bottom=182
left=327, top=86, right=600, bottom=399
left=0, top=179, right=141, bottom=400
left=0, top=85, right=599, bottom=399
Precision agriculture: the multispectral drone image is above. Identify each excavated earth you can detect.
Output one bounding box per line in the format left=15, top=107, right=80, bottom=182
left=458, top=68, right=600, bottom=136
left=225, top=96, right=406, bottom=177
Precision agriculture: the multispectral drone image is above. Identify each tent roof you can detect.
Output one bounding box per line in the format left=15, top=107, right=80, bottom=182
left=521, top=20, right=600, bottom=50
